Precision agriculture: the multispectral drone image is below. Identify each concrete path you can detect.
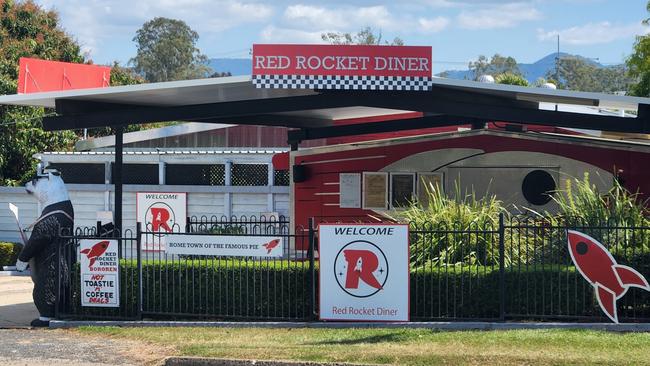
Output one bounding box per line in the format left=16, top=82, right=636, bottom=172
left=0, top=276, right=38, bottom=328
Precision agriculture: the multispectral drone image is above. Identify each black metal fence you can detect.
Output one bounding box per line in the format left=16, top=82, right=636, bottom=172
left=56, top=215, right=650, bottom=322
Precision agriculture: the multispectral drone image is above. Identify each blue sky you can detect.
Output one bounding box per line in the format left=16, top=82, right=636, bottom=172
left=35, top=0, right=649, bottom=74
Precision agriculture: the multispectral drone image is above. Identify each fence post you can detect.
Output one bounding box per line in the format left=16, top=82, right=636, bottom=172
left=136, top=222, right=143, bottom=320
left=308, top=217, right=316, bottom=320
left=498, top=212, right=506, bottom=321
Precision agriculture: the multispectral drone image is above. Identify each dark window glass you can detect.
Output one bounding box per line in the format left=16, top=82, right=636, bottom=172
left=166, top=164, right=225, bottom=186
left=274, top=170, right=290, bottom=186
left=48, top=163, right=105, bottom=184
left=111, top=164, right=158, bottom=185
left=522, top=170, right=556, bottom=205
left=232, top=164, right=268, bottom=186
left=391, top=174, right=415, bottom=208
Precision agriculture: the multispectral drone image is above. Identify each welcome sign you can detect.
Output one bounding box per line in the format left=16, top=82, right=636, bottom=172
left=319, top=224, right=409, bottom=322
left=252, top=44, right=432, bottom=91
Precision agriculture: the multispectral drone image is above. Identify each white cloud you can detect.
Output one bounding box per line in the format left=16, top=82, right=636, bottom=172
left=283, top=5, right=393, bottom=30
left=260, top=25, right=326, bottom=44
left=537, top=21, right=649, bottom=45
left=35, top=0, right=273, bottom=60
left=418, top=17, right=450, bottom=33
left=457, top=2, right=542, bottom=30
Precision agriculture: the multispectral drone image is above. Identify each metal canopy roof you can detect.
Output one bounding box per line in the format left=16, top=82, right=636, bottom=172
left=0, top=74, right=649, bottom=134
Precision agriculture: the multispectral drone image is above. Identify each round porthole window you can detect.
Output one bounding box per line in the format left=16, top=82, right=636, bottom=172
left=521, top=170, right=556, bottom=205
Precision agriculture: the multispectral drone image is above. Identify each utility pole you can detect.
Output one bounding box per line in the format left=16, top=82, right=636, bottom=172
left=555, top=34, right=560, bottom=83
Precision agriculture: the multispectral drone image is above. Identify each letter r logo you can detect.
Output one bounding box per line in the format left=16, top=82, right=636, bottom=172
left=343, top=249, right=382, bottom=290
left=150, top=207, right=171, bottom=232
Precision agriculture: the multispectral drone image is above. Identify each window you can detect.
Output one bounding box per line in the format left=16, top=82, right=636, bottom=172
left=111, top=164, right=158, bottom=185
left=274, top=170, right=290, bottom=186
left=166, top=164, right=225, bottom=186
left=231, top=164, right=268, bottom=186
left=390, top=173, right=415, bottom=209
left=47, top=163, right=105, bottom=184
left=521, top=170, right=556, bottom=205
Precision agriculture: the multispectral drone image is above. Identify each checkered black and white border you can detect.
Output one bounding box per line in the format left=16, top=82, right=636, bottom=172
left=252, top=75, right=433, bottom=91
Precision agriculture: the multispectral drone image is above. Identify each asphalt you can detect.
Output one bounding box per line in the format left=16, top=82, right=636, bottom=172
left=0, top=275, right=39, bottom=328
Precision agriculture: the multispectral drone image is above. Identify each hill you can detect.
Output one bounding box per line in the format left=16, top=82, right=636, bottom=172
left=440, top=52, right=607, bottom=82
left=206, top=53, right=615, bottom=84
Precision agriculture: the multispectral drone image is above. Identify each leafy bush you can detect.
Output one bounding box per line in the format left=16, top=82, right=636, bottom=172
left=392, top=182, right=510, bottom=266
left=58, top=260, right=650, bottom=322
left=0, top=242, right=21, bottom=267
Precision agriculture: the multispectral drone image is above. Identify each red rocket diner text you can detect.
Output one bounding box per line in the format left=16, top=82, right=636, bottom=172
left=252, top=44, right=432, bottom=77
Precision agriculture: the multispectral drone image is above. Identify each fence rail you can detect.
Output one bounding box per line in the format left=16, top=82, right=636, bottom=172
left=55, top=215, right=650, bottom=322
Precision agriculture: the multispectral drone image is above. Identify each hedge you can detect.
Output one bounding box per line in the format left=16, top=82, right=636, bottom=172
left=0, top=242, right=21, bottom=267
left=58, top=259, right=650, bottom=321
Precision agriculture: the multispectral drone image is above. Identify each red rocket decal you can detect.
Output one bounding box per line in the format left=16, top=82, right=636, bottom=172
left=80, top=240, right=110, bottom=268
left=567, top=230, right=650, bottom=323
left=262, top=239, right=281, bottom=254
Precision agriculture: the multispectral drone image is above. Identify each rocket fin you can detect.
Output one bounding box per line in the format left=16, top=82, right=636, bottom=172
left=614, top=265, right=650, bottom=291
left=80, top=249, right=90, bottom=254
left=596, top=284, right=618, bottom=323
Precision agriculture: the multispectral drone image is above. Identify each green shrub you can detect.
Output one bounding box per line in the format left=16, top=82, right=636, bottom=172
left=58, top=260, right=649, bottom=321
left=392, top=181, right=511, bottom=267
left=0, top=242, right=21, bottom=267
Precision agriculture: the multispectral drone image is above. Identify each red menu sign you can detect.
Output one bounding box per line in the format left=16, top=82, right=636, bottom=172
left=252, top=44, right=432, bottom=78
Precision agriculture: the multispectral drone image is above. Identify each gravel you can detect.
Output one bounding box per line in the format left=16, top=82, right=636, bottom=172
left=0, top=328, right=169, bottom=365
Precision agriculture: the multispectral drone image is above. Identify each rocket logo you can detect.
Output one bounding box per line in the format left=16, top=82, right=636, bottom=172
left=145, top=202, right=175, bottom=234
left=567, top=230, right=650, bottom=323
left=80, top=240, right=109, bottom=268
left=262, top=239, right=281, bottom=254
left=334, top=240, right=388, bottom=298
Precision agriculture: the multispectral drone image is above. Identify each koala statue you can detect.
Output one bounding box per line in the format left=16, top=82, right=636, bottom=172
left=16, top=164, right=74, bottom=327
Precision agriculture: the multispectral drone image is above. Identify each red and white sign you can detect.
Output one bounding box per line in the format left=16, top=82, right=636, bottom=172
left=319, top=224, right=409, bottom=322
left=80, top=239, right=119, bottom=307
left=136, top=192, right=187, bottom=250
left=164, top=235, right=284, bottom=257
left=253, top=44, right=431, bottom=77
left=252, top=44, right=432, bottom=91
left=567, top=230, right=650, bottom=323
left=18, top=58, right=110, bottom=94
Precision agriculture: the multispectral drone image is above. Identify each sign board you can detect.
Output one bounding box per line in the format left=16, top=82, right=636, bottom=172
left=339, top=173, right=361, bottom=208
left=136, top=192, right=187, bottom=250
left=363, top=172, right=388, bottom=210
left=319, top=224, right=409, bottom=321
left=164, top=235, right=284, bottom=257
left=252, top=44, right=432, bottom=91
left=18, top=57, right=110, bottom=94
left=80, top=239, right=119, bottom=307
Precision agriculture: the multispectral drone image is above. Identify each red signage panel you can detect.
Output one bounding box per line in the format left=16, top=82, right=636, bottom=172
left=17, top=57, right=111, bottom=94
left=252, top=44, right=432, bottom=77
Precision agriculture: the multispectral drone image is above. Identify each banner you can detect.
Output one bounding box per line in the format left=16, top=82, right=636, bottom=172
left=319, top=224, right=409, bottom=321
left=79, top=239, right=119, bottom=307
left=136, top=192, right=187, bottom=250
left=164, top=235, right=284, bottom=257
left=252, top=44, right=432, bottom=91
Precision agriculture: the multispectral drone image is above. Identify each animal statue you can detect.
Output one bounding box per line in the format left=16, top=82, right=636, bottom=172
left=15, top=164, right=74, bottom=327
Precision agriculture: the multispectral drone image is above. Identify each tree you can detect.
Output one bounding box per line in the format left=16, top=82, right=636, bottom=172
left=626, top=1, right=650, bottom=97
left=130, top=17, right=210, bottom=82
left=548, top=57, right=634, bottom=93
left=495, top=72, right=528, bottom=86
left=321, top=27, right=404, bottom=46
left=0, top=0, right=84, bottom=185
left=468, top=54, right=521, bottom=80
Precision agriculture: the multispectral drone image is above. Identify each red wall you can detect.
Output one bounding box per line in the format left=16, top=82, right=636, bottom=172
left=292, top=132, right=650, bottom=233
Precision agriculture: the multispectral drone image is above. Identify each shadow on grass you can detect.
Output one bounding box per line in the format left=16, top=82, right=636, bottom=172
left=309, top=333, right=410, bottom=345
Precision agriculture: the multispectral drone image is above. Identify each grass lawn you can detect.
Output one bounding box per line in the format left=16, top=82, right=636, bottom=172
left=77, top=326, right=650, bottom=365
